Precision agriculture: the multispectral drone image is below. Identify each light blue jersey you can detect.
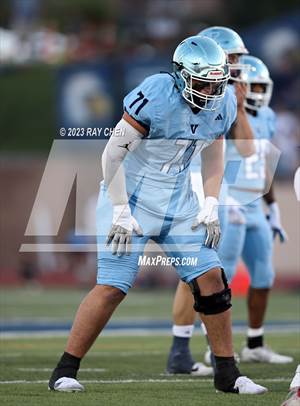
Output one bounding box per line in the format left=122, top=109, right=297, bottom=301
left=122, top=73, right=237, bottom=219
left=225, top=106, right=276, bottom=204
left=185, top=84, right=236, bottom=174
left=189, top=84, right=236, bottom=231
left=96, top=73, right=237, bottom=293
left=218, top=106, right=276, bottom=288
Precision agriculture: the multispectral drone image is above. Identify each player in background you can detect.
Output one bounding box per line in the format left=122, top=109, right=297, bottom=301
left=48, top=36, right=266, bottom=394
left=218, top=55, right=292, bottom=364
left=167, top=26, right=255, bottom=375
left=167, top=52, right=292, bottom=373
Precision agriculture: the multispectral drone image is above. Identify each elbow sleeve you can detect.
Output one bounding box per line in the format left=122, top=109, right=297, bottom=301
left=102, top=118, right=143, bottom=172
left=102, top=118, right=143, bottom=205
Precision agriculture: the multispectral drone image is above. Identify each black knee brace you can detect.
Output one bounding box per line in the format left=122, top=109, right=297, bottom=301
left=188, top=270, right=232, bottom=315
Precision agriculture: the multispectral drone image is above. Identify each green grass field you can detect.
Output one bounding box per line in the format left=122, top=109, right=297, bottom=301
left=0, top=289, right=299, bottom=405
left=1, top=288, right=298, bottom=321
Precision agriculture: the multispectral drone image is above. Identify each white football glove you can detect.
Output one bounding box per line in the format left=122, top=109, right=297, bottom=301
left=191, top=196, right=221, bottom=249
left=266, top=202, right=288, bottom=243
left=106, top=204, right=143, bottom=256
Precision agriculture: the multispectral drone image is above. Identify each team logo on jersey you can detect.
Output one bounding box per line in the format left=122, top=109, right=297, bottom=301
left=119, top=142, right=132, bottom=151
left=191, top=124, right=199, bottom=134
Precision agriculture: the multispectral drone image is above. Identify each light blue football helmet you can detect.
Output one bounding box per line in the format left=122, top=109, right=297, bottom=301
left=199, top=26, right=248, bottom=80
left=240, top=55, right=273, bottom=110
left=173, top=36, right=230, bottom=111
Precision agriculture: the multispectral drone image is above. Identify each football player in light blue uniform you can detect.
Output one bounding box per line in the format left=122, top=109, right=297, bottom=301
left=167, top=27, right=256, bottom=375
left=219, top=55, right=292, bottom=364
left=98, top=48, right=236, bottom=291
left=49, top=36, right=266, bottom=395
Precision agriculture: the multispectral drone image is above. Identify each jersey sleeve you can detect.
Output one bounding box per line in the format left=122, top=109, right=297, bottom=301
left=224, top=88, right=237, bottom=138
left=123, top=76, right=157, bottom=131
left=267, top=107, right=276, bottom=139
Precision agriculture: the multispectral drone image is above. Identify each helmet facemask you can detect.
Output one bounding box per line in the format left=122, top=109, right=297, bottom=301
left=244, top=80, right=273, bottom=111
left=179, top=67, right=229, bottom=111
left=238, top=55, right=273, bottom=111
left=172, top=35, right=230, bottom=111
left=228, top=53, right=251, bottom=82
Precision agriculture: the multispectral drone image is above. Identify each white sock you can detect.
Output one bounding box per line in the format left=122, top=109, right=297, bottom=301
left=247, top=327, right=264, bottom=337
left=172, top=324, right=194, bottom=338
left=201, top=322, right=207, bottom=335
